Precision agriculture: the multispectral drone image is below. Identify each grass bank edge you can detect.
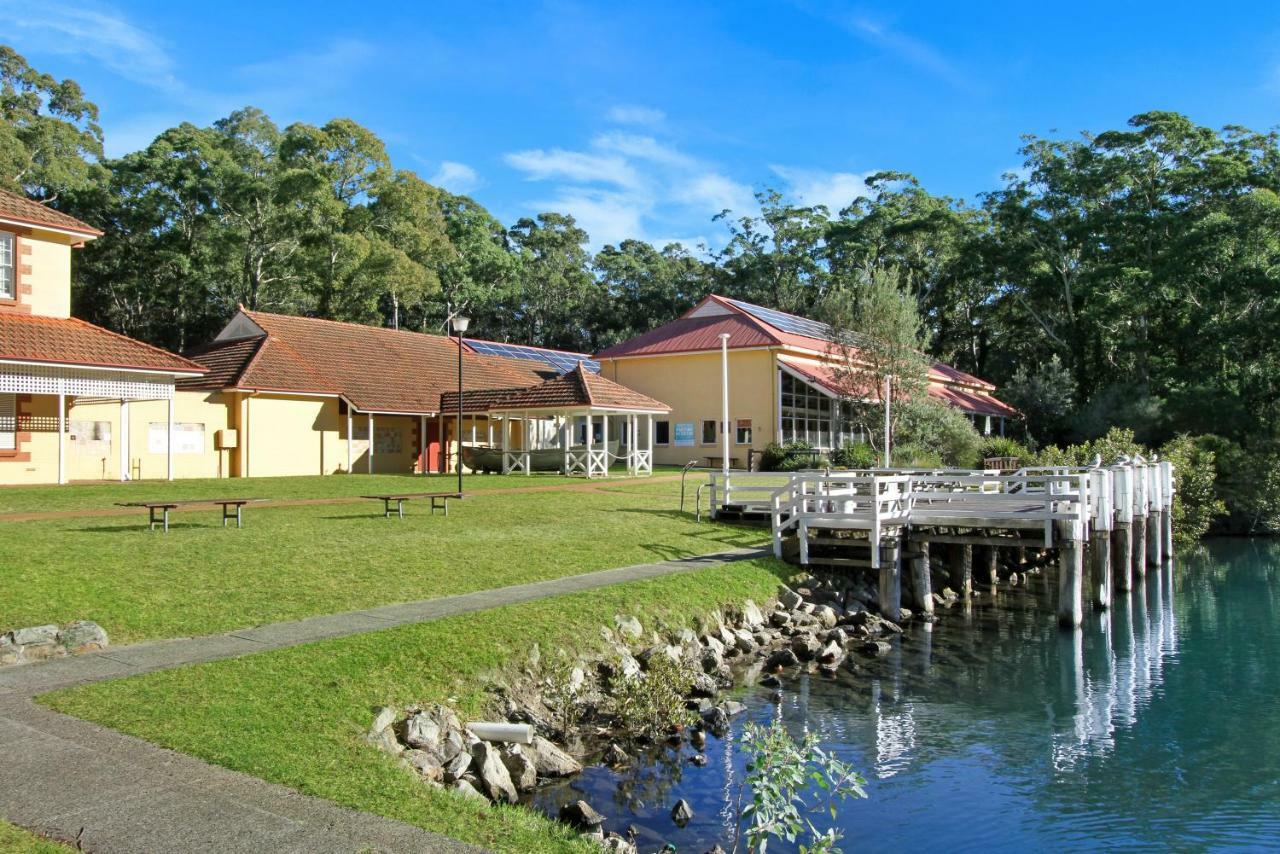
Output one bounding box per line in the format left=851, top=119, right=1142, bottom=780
left=0, top=821, right=76, bottom=854
left=40, top=558, right=793, bottom=854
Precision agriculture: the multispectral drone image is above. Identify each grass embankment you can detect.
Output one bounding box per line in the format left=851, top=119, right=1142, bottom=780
left=0, top=479, right=761, bottom=643
left=43, top=558, right=792, bottom=853
left=0, top=822, right=74, bottom=853
left=0, top=469, right=683, bottom=516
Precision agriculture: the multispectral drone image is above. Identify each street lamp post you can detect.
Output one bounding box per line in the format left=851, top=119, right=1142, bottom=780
left=452, top=315, right=470, bottom=494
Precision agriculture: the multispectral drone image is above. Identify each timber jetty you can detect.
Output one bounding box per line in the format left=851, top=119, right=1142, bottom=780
left=701, top=457, right=1174, bottom=628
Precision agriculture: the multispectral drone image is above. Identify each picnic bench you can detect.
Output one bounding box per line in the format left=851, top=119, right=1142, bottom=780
left=361, top=492, right=463, bottom=519
left=115, top=498, right=263, bottom=532
left=703, top=455, right=742, bottom=470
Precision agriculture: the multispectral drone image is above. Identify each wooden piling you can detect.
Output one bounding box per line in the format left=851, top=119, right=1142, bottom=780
left=1162, top=510, right=1174, bottom=563
left=951, top=543, right=973, bottom=599
left=1132, top=515, right=1147, bottom=579
left=910, top=541, right=934, bottom=615
left=986, top=546, right=1000, bottom=590
left=1112, top=523, right=1133, bottom=593
left=1057, top=534, right=1084, bottom=628
left=1090, top=530, right=1111, bottom=609
left=1146, top=512, right=1162, bottom=567
left=879, top=538, right=902, bottom=619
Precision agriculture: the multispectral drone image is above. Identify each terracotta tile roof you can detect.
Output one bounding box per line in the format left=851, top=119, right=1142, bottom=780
left=0, top=189, right=102, bottom=237
left=495, top=364, right=670, bottom=412
left=438, top=387, right=527, bottom=414
left=178, top=337, right=262, bottom=389
left=187, top=310, right=564, bottom=413
left=0, top=313, right=205, bottom=374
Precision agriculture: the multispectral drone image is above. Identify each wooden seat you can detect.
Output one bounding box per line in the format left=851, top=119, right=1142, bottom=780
left=360, top=492, right=463, bottom=519
left=115, top=499, right=261, bottom=532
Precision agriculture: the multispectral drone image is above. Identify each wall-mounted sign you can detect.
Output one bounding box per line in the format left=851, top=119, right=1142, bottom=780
left=673, top=422, right=695, bottom=447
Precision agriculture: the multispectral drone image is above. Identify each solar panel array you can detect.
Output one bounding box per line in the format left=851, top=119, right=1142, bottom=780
left=725, top=298, right=833, bottom=341
left=467, top=339, right=600, bottom=374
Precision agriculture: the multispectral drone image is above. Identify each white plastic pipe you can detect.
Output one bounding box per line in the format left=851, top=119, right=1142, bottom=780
left=720, top=333, right=731, bottom=477
left=465, top=721, right=533, bottom=744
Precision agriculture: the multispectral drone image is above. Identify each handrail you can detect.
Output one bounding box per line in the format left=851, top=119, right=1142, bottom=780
left=679, top=459, right=702, bottom=514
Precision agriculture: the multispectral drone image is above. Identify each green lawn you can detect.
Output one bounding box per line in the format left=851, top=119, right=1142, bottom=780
left=42, top=558, right=790, bottom=854
left=0, top=822, right=73, bottom=854
left=0, top=476, right=757, bottom=643
left=0, top=469, right=684, bottom=516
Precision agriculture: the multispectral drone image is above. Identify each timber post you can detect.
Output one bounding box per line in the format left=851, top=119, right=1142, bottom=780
left=910, top=541, right=934, bottom=615
left=951, top=543, right=973, bottom=599
left=1090, top=529, right=1112, bottom=609
left=1057, top=524, right=1085, bottom=628
left=986, top=545, right=999, bottom=590
left=1146, top=511, right=1162, bottom=567
left=1132, top=513, right=1147, bottom=579
left=1113, top=522, right=1133, bottom=593
left=878, top=537, right=903, bottom=620
left=1162, top=511, right=1174, bottom=563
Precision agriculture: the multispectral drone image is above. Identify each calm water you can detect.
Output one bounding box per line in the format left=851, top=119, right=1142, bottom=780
left=532, top=538, right=1280, bottom=852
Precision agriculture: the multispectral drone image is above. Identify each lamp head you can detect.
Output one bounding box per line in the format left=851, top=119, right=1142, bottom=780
left=452, top=315, right=471, bottom=334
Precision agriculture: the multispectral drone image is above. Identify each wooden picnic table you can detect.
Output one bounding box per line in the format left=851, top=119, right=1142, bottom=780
left=703, top=455, right=742, bottom=469
left=361, top=491, right=463, bottom=519
left=115, top=498, right=263, bottom=532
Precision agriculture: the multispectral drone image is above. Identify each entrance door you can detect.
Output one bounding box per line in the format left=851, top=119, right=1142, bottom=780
left=424, top=420, right=441, bottom=473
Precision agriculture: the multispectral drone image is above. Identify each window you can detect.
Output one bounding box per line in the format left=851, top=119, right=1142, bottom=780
left=779, top=371, right=834, bottom=449
left=701, top=419, right=718, bottom=444
left=374, top=425, right=401, bottom=454
left=0, top=232, right=13, bottom=300
left=735, top=419, right=752, bottom=445
left=655, top=420, right=670, bottom=445
left=0, top=394, right=15, bottom=450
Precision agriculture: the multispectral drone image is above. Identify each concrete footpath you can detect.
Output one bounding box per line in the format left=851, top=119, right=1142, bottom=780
left=0, top=546, right=767, bottom=853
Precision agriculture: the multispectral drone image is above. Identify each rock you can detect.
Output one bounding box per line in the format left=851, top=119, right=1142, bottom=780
left=699, top=648, right=724, bottom=675
left=59, top=620, right=108, bottom=653
left=11, top=625, right=58, bottom=646
left=471, top=741, right=518, bottom=803
left=818, top=640, right=844, bottom=665
left=701, top=705, right=730, bottom=735
left=706, top=847, right=727, bottom=854
left=615, top=614, right=643, bottom=639
left=529, top=735, right=582, bottom=777
left=769, top=610, right=792, bottom=628
left=702, top=634, right=726, bottom=656
left=688, top=753, right=708, bottom=766
left=603, top=742, right=630, bottom=767
left=825, top=628, right=849, bottom=645
left=567, top=666, right=586, bottom=695
left=791, top=635, right=821, bottom=661
left=671, top=798, right=695, bottom=826
left=760, top=674, right=782, bottom=688
left=440, top=727, right=467, bottom=763
left=861, top=640, right=893, bottom=657
left=690, top=672, right=718, bottom=698
left=897, top=608, right=913, bottom=622
left=368, top=706, right=397, bottom=737
left=602, top=833, right=639, bottom=854
left=766, top=648, right=799, bottom=670
left=941, top=587, right=959, bottom=602
left=722, top=700, right=747, bottom=717
left=402, top=713, right=442, bottom=751
left=673, top=627, right=698, bottom=648
left=452, top=779, right=487, bottom=801
left=741, top=599, right=766, bottom=629
left=753, top=631, right=773, bottom=646
left=365, top=706, right=402, bottom=754
left=18, top=642, right=64, bottom=663
left=732, top=629, right=756, bottom=654
left=690, top=729, right=707, bottom=749
left=0, top=636, right=20, bottom=667
left=777, top=586, right=803, bottom=610
left=559, top=799, right=606, bottom=830
left=813, top=605, right=839, bottom=628
left=404, top=749, right=444, bottom=782
left=501, top=743, right=538, bottom=792
left=443, top=751, right=472, bottom=782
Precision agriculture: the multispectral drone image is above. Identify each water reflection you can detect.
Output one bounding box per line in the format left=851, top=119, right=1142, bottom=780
left=530, top=540, right=1280, bottom=852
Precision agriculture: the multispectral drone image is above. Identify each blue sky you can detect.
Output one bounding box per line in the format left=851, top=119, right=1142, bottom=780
left=7, top=1, right=1280, bottom=249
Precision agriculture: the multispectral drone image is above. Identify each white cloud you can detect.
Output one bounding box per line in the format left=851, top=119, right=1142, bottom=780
left=770, top=166, right=875, bottom=214
left=606, top=105, right=666, bottom=126
left=593, top=132, right=696, bottom=169
left=504, top=148, right=640, bottom=189
left=430, top=161, right=481, bottom=194
left=9, top=2, right=181, bottom=91
left=676, top=173, right=756, bottom=215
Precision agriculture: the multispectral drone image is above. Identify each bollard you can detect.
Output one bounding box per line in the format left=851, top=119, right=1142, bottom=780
left=911, top=542, right=934, bottom=615
left=878, top=538, right=902, bottom=619
left=1057, top=537, right=1084, bottom=628
left=1090, top=530, right=1112, bottom=609
left=1112, top=523, right=1133, bottom=593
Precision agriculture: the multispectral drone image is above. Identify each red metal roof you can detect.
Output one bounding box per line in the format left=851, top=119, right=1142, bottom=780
left=779, top=355, right=1016, bottom=416
left=0, top=313, right=206, bottom=374
left=0, top=189, right=102, bottom=237
left=595, top=313, right=778, bottom=358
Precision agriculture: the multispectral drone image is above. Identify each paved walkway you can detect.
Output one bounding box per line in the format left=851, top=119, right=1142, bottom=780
left=0, top=546, right=767, bottom=852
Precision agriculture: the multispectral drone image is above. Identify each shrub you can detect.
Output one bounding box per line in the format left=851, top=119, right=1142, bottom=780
left=609, top=654, right=698, bottom=737
left=894, top=397, right=983, bottom=468
left=830, top=441, right=877, bottom=469
left=891, top=443, right=944, bottom=469
left=978, top=436, right=1031, bottom=466
left=1158, top=435, right=1226, bottom=546
left=759, top=441, right=827, bottom=472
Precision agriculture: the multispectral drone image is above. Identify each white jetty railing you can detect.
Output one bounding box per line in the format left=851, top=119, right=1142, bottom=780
left=770, top=473, right=914, bottom=568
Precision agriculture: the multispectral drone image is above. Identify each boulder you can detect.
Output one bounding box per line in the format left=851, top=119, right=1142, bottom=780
left=529, top=735, right=582, bottom=777
left=0, top=636, right=20, bottom=667
left=690, top=729, right=707, bottom=749
left=365, top=706, right=402, bottom=754
left=615, top=614, right=643, bottom=639
left=559, top=799, right=606, bottom=831
left=690, top=672, right=718, bottom=698
left=471, top=741, right=518, bottom=803
left=813, top=605, right=839, bottom=629
left=701, top=705, right=730, bottom=735
left=731, top=630, right=756, bottom=654
left=443, top=751, right=472, bottom=782
left=818, top=640, right=844, bottom=665
left=501, top=743, right=538, bottom=792
left=790, top=635, right=821, bottom=661
left=402, top=713, right=442, bottom=752
left=688, top=753, right=708, bottom=766
left=722, top=700, right=747, bottom=717
left=59, top=620, right=108, bottom=653
left=602, top=833, right=639, bottom=854
left=11, top=625, right=58, bottom=646
left=671, top=798, right=695, bottom=826
left=765, top=648, right=799, bottom=670
left=603, top=742, right=630, bottom=767
left=741, top=599, right=766, bottom=629
left=452, top=779, right=487, bottom=801
left=404, top=749, right=444, bottom=783
left=699, top=648, right=724, bottom=675
left=777, top=586, right=803, bottom=610
left=702, top=634, right=726, bottom=656
left=769, top=610, right=792, bottom=628
left=861, top=640, right=893, bottom=657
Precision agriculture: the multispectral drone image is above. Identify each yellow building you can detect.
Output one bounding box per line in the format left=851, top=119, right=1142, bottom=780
left=0, top=191, right=209, bottom=485
left=595, top=295, right=1018, bottom=468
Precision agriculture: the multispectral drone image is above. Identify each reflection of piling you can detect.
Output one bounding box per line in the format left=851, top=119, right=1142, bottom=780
left=910, top=542, right=934, bottom=615
left=1090, top=529, right=1112, bottom=609
left=1112, top=523, right=1133, bottom=593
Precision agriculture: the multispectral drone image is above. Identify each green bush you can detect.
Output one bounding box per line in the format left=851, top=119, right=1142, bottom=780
left=831, top=441, right=877, bottom=469
left=891, top=443, right=944, bottom=469
left=1158, top=435, right=1226, bottom=546
left=894, top=398, right=983, bottom=468
left=978, top=436, right=1031, bottom=465
left=758, top=441, right=827, bottom=472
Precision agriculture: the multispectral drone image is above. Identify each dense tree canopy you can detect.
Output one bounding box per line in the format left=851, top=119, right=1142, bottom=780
left=9, top=48, right=1280, bottom=462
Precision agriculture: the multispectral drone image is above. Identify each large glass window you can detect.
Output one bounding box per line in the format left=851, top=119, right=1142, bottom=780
left=779, top=371, right=834, bottom=448
left=0, top=232, right=14, bottom=300
left=701, top=419, right=717, bottom=444
left=654, top=420, right=670, bottom=445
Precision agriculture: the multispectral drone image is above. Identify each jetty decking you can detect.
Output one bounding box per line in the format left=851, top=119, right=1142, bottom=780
left=702, top=458, right=1174, bottom=628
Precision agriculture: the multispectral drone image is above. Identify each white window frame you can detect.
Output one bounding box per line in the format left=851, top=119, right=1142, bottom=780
left=735, top=418, right=753, bottom=445
left=0, top=393, right=15, bottom=450
left=700, top=419, right=718, bottom=445
left=0, top=232, right=14, bottom=301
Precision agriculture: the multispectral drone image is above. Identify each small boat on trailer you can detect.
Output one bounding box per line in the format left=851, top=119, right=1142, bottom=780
left=461, top=442, right=623, bottom=474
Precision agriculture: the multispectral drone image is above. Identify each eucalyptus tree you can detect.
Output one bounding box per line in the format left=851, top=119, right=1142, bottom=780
left=504, top=212, right=596, bottom=350
left=591, top=239, right=713, bottom=348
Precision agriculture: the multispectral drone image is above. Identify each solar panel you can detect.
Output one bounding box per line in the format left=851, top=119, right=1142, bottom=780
left=467, top=339, right=600, bottom=374
left=725, top=298, right=833, bottom=341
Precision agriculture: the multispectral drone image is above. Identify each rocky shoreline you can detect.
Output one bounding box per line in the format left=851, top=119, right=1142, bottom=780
left=366, top=571, right=961, bottom=852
